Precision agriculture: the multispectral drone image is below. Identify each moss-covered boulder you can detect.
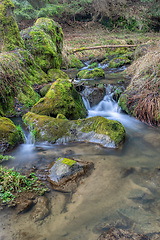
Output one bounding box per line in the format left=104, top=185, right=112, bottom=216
left=118, top=41, right=160, bottom=126
left=0, top=49, right=50, bottom=116
left=0, top=117, right=24, bottom=152
left=21, top=18, right=63, bottom=72
left=77, top=68, right=105, bottom=80
left=0, top=0, right=25, bottom=52
left=23, top=112, right=125, bottom=148
left=47, top=69, right=69, bottom=81
left=31, top=78, right=88, bottom=120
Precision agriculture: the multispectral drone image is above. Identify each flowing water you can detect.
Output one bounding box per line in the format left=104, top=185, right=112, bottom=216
left=0, top=76, right=160, bottom=240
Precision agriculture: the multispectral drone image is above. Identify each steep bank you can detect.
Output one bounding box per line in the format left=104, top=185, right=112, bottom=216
left=119, top=40, right=160, bottom=126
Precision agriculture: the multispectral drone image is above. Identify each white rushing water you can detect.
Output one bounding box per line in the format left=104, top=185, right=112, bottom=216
left=83, top=85, right=143, bottom=132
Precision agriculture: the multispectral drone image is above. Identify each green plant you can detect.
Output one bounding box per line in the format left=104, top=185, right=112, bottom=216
left=0, top=166, right=48, bottom=204
left=0, top=155, right=14, bottom=163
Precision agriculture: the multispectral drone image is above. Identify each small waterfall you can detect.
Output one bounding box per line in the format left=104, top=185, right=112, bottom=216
left=82, top=96, right=91, bottom=110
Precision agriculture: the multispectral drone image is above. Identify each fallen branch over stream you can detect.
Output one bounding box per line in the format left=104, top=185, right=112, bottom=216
left=71, top=45, right=137, bottom=53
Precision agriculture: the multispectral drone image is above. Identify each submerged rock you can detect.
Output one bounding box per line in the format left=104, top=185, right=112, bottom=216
left=0, top=0, right=25, bottom=52
left=31, top=78, right=88, bottom=120
left=21, top=18, right=63, bottom=72
left=48, top=157, right=94, bottom=192
left=0, top=117, right=24, bottom=152
left=23, top=112, right=125, bottom=148
left=77, top=68, right=105, bottom=80
left=97, top=228, right=150, bottom=240
left=31, top=196, right=49, bottom=222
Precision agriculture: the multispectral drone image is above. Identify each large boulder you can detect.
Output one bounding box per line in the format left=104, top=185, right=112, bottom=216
left=0, top=49, right=50, bottom=116
left=23, top=112, right=125, bottom=148
left=21, top=18, right=63, bottom=72
left=31, top=79, right=88, bottom=120
left=0, top=117, right=24, bottom=152
left=118, top=41, right=160, bottom=126
left=0, top=0, right=25, bottom=52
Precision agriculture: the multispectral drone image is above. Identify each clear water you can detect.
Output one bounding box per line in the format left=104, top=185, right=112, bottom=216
left=0, top=84, right=160, bottom=240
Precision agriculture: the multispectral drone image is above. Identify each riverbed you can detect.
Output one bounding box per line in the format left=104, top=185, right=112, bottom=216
left=0, top=68, right=160, bottom=240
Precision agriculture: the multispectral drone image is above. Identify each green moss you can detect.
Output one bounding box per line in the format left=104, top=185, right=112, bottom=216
left=0, top=0, right=25, bottom=52
left=70, top=55, right=84, bottom=69
left=109, top=56, right=131, bottom=68
left=0, top=49, right=50, bottom=116
left=31, top=78, right=87, bottom=120
left=40, top=84, right=52, bottom=97
left=21, top=18, right=63, bottom=72
left=77, top=68, right=105, bottom=80
left=23, top=112, right=71, bottom=143
left=0, top=117, right=24, bottom=152
left=47, top=69, right=69, bottom=80
left=56, top=114, right=67, bottom=119
left=23, top=113, right=125, bottom=147
left=61, top=158, right=76, bottom=166
left=79, top=116, right=125, bottom=145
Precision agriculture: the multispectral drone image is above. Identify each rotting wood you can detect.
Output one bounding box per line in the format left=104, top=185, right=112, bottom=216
left=71, top=45, right=137, bottom=53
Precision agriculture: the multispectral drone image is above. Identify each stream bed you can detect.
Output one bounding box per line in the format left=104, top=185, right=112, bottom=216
left=0, top=69, right=160, bottom=240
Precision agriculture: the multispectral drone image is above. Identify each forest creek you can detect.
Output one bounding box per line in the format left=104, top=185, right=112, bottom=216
left=0, top=0, right=160, bottom=239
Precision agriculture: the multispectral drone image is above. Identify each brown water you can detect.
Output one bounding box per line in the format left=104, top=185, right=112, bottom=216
left=0, top=73, right=160, bottom=240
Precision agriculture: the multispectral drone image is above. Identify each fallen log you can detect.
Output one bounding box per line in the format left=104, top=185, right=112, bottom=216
left=71, top=45, right=137, bottom=53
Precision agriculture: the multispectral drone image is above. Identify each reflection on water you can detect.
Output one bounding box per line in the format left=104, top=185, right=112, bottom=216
left=1, top=87, right=160, bottom=240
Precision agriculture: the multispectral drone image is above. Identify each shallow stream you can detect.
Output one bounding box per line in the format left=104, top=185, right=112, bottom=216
left=0, top=69, right=160, bottom=240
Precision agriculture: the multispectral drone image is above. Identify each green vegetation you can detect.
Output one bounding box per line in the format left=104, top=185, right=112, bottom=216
left=0, top=155, right=14, bottom=163
left=0, top=0, right=25, bottom=52
left=0, top=166, right=48, bottom=204
left=11, top=0, right=160, bottom=32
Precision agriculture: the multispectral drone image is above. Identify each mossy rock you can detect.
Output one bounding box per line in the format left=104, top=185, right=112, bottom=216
left=69, top=55, right=84, bottom=69
left=48, top=157, right=93, bottom=192
left=0, top=0, right=25, bottom=52
left=23, top=112, right=125, bottom=148
left=108, top=56, right=131, bottom=68
left=40, top=84, right=52, bottom=97
left=0, top=49, right=50, bottom=116
left=31, top=78, right=87, bottom=120
left=47, top=69, right=69, bottom=81
left=21, top=17, right=63, bottom=72
left=0, top=117, right=24, bottom=152
left=77, top=68, right=105, bottom=80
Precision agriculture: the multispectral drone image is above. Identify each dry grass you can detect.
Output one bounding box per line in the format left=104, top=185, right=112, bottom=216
left=125, top=40, right=160, bottom=125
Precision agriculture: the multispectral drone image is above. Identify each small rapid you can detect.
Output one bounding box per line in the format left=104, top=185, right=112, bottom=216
left=83, top=85, right=143, bottom=132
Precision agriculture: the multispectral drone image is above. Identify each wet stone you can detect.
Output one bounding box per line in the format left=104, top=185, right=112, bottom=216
left=48, top=157, right=94, bottom=192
